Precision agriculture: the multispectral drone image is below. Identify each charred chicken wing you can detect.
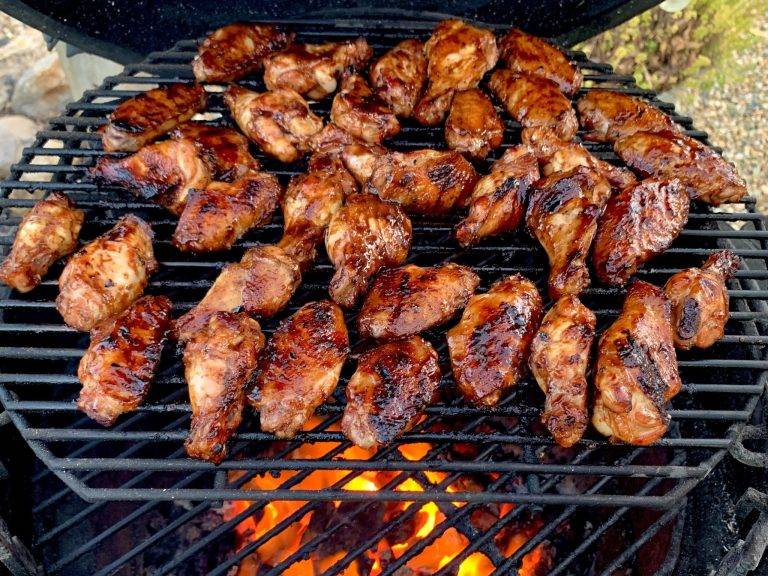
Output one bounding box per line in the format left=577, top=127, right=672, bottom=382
left=170, top=123, right=259, bottom=182
left=664, top=250, right=740, bottom=350
left=330, top=74, right=400, bottom=143
left=77, top=295, right=172, bottom=427
left=249, top=301, right=350, bottom=439
left=448, top=274, right=543, bottom=406
left=445, top=88, right=504, bottom=160
left=369, top=39, right=427, bottom=118
left=592, top=280, right=682, bottom=446
left=576, top=90, right=678, bottom=143
left=0, top=192, right=84, bottom=293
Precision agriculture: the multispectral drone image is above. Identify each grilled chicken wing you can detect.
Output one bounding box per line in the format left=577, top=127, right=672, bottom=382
left=77, top=295, right=172, bottom=426
left=192, top=23, right=292, bottom=82
left=367, top=149, right=479, bottom=215
left=173, top=245, right=301, bottom=342
left=92, top=138, right=211, bottom=215
left=325, top=193, right=412, bottom=308
left=445, top=88, right=504, bottom=160
left=369, top=39, right=427, bottom=118
left=593, top=178, right=689, bottom=287
left=172, top=169, right=280, bottom=253
left=526, top=167, right=611, bottom=299
left=664, top=250, right=740, bottom=350
left=57, top=215, right=157, bottom=332
left=592, top=280, right=682, bottom=445
left=498, top=28, right=583, bottom=96
left=330, top=74, right=400, bottom=143
left=0, top=193, right=84, bottom=293
left=310, top=123, right=388, bottom=185
left=614, top=130, right=747, bottom=206
left=263, top=38, right=373, bottom=100
left=455, top=145, right=539, bottom=247
left=224, top=85, right=324, bottom=163
left=358, top=263, right=479, bottom=341
left=522, top=127, right=636, bottom=190
left=488, top=70, right=578, bottom=141
left=529, top=296, right=595, bottom=447
left=342, top=336, right=441, bottom=449
left=101, top=83, right=207, bottom=152
left=184, top=312, right=264, bottom=463
left=413, top=19, right=499, bottom=126
left=170, top=123, right=258, bottom=182
left=447, top=274, right=543, bottom=406
left=249, top=301, right=350, bottom=439
left=576, top=90, right=678, bottom=143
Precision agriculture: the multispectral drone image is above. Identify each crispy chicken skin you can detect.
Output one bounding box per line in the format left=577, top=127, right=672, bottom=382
left=173, top=245, right=301, bottom=342
left=184, top=312, right=264, bottom=464
left=330, top=74, right=400, bottom=143
left=92, top=138, right=211, bottom=216
left=309, top=123, right=388, bottom=185
left=526, top=167, right=612, bottom=299
left=445, top=88, right=504, bottom=160
left=249, top=301, right=350, bottom=439
left=170, top=123, right=259, bottom=182
left=102, top=83, right=206, bottom=152
left=77, top=295, right=172, bottom=427
left=592, top=280, right=682, bottom=446
left=498, top=28, right=583, bottom=96
left=358, top=263, right=480, bottom=341
left=325, top=193, right=412, bottom=308
left=0, top=193, right=84, bottom=293
left=448, top=274, right=543, bottom=406
left=593, top=178, right=689, bottom=287
left=367, top=149, right=479, bottom=215
left=172, top=169, right=280, bottom=253
left=489, top=70, right=578, bottom=141
left=263, top=38, right=373, bottom=100
left=614, top=130, right=747, bottom=206
left=576, top=90, right=678, bottom=143
left=192, top=23, right=292, bottom=83
left=522, top=127, right=637, bottom=190
left=342, top=336, right=441, bottom=449
left=57, top=215, right=157, bottom=332
left=369, top=39, right=427, bottom=118
left=413, top=19, right=499, bottom=126
left=664, top=250, right=740, bottom=350
left=455, top=145, right=539, bottom=247
left=529, top=296, right=595, bottom=448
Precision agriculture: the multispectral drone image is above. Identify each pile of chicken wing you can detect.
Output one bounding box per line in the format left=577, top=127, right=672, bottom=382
left=0, top=20, right=748, bottom=462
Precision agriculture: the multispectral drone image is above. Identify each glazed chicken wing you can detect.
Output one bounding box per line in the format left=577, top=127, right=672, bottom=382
left=325, top=193, right=412, bottom=308
left=172, top=169, right=280, bottom=253
left=342, top=336, right=441, bottom=449
left=498, top=28, right=583, bottom=96
left=249, top=301, right=350, bottom=439
left=593, top=178, right=689, bottom=287
left=309, top=123, right=388, bottom=185
left=445, top=88, right=504, bottom=160
left=263, top=38, right=373, bottom=100
left=576, top=90, right=678, bottom=143
left=592, top=280, right=682, bottom=445
left=664, top=250, right=740, bottom=350
left=330, top=74, right=400, bottom=143
left=184, top=312, right=264, bottom=464
left=77, top=295, right=172, bottom=426
left=529, top=296, right=595, bottom=447
left=614, top=130, right=747, bottom=206
left=447, top=274, right=543, bottom=406
left=0, top=192, right=84, bottom=293
left=57, top=215, right=157, bottom=332
left=367, top=149, right=479, bottom=215
left=92, top=138, right=211, bottom=215
left=526, top=167, right=611, bottom=299
left=170, top=123, right=259, bottom=182
left=358, top=263, right=479, bottom=341
left=101, top=83, right=207, bottom=152
left=455, top=145, right=539, bottom=247
left=192, top=23, right=292, bottom=82
left=488, top=70, right=578, bottom=141
left=369, top=39, right=427, bottom=118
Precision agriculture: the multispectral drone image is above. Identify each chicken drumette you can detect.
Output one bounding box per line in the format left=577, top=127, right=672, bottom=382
left=310, top=123, right=388, bottom=185
left=369, top=39, right=427, bottom=118
left=330, top=74, right=400, bottom=143
left=444, top=88, right=504, bottom=160
left=170, top=123, right=259, bottom=182
left=576, top=90, right=678, bottom=143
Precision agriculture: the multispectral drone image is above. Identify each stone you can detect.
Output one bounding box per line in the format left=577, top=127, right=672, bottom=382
left=9, top=53, right=71, bottom=120
left=0, top=115, right=38, bottom=178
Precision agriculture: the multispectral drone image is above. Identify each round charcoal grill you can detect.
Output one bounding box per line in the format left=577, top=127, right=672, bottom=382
left=0, top=13, right=766, bottom=529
